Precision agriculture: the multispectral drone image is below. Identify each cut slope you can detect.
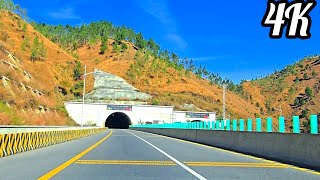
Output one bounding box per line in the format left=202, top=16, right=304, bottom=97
left=0, top=11, right=76, bottom=125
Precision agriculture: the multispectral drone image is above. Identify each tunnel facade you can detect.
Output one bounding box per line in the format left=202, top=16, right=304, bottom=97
left=105, top=112, right=132, bottom=129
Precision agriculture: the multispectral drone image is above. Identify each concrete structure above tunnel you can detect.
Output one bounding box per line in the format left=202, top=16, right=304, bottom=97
left=85, top=69, right=151, bottom=101
left=64, top=102, right=216, bottom=127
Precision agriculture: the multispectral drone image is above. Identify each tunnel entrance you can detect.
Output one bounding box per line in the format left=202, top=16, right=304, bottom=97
left=105, top=112, right=132, bottom=129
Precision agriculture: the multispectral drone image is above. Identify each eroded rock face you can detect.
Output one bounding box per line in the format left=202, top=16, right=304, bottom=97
left=86, top=69, right=151, bottom=101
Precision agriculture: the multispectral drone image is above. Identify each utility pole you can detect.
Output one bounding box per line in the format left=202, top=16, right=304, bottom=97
left=81, top=65, right=96, bottom=127
left=222, top=84, right=227, bottom=120
left=81, top=65, right=87, bottom=127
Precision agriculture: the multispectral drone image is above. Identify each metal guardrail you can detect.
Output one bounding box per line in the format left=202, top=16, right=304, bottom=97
left=131, top=115, right=319, bottom=134
left=0, top=127, right=107, bottom=158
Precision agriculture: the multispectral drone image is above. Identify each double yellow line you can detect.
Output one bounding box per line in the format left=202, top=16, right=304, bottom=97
left=76, top=160, right=176, bottom=166
left=38, top=131, right=113, bottom=180
left=75, top=160, right=286, bottom=168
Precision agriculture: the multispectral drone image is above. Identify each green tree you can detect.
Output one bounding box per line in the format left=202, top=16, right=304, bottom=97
left=30, top=37, right=39, bottom=61
left=147, top=38, right=159, bottom=56
left=301, top=109, right=309, bottom=118
left=294, top=98, right=300, bottom=106
left=294, top=76, right=300, bottom=83
left=30, top=37, right=46, bottom=61
left=99, top=36, right=108, bottom=54
left=22, top=22, right=27, bottom=32
left=135, top=32, right=146, bottom=49
left=121, top=43, right=128, bottom=51
left=73, top=61, right=82, bottom=81
left=20, top=36, right=30, bottom=51
left=289, top=87, right=295, bottom=95
left=303, top=73, right=309, bottom=80
left=305, top=87, right=313, bottom=98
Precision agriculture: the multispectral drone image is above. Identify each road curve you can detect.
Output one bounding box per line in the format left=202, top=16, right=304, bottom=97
left=0, top=129, right=319, bottom=179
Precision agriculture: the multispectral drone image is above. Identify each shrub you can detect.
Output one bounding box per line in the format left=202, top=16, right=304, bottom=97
left=312, top=71, right=317, bottom=78
left=152, top=99, right=160, bottom=105
left=305, top=87, right=313, bottom=98
left=121, top=43, right=128, bottom=50
left=301, top=109, right=309, bottom=118
left=294, top=98, right=300, bottom=106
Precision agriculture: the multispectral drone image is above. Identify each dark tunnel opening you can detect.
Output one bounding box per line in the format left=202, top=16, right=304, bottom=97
left=105, top=112, right=132, bottom=129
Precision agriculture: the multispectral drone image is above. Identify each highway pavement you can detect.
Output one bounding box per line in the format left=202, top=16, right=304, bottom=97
left=0, top=129, right=319, bottom=179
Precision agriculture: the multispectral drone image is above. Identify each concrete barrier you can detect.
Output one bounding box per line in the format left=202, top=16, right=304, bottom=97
left=131, top=128, right=320, bottom=171
left=0, top=127, right=107, bottom=158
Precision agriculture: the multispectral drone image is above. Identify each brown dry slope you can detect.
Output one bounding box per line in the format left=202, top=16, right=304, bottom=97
left=242, top=56, right=320, bottom=132
left=0, top=11, right=77, bottom=125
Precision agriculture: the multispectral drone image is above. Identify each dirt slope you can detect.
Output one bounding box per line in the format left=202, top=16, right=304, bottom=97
left=243, top=56, right=320, bottom=132
left=0, top=11, right=76, bottom=125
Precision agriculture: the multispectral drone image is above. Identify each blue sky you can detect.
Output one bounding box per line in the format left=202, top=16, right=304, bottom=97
left=15, top=0, right=320, bottom=83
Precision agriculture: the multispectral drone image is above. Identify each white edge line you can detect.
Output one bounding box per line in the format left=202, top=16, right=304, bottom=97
left=126, top=130, right=207, bottom=180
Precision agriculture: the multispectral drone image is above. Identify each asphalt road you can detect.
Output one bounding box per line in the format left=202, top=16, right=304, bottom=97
left=0, top=129, right=319, bottom=179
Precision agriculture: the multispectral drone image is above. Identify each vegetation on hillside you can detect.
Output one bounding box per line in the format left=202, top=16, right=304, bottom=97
left=243, top=55, right=320, bottom=132
left=32, top=20, right=237, bottom=91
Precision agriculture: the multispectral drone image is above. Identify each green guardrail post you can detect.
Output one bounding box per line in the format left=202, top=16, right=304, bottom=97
left=211, top=121, right=215, bottom=130
left=221, top=120, right=225, bottom=130
left=226, top=119, right=231, bottom=131
left=267, top=117, right=272, bottom=132
left=310, top=115, right=318, bottom=134
left=216, top=120, right=220, bottom=130
left=293, top=116, right=300, bottom=133
left=247, top=118, right=252, bottom=132
left=239, top=119, right=244, bottom=131
left=232, top=120, right=237, bottom=131
left=256, top=118, right=262, bottom=132
left=278, top=116, right=285, bottom=133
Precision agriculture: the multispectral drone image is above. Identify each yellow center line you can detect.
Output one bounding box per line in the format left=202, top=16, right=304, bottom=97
left=77, top=160, right=174, bottom=163
left=75, top=162, right=176, bottom=166
left=37, top=130, right=113, bottom=180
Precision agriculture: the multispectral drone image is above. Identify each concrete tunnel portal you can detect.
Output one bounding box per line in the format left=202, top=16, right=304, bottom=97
left=105, top=112, right=132, bottom=129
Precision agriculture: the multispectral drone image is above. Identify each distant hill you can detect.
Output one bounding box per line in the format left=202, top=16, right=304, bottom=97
left=242, top=56, right=320, bottom=132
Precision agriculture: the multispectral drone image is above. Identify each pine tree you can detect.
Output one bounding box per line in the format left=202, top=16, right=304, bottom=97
left=99, top=36, right=108, bottom=54
left=30, top=37, right=46, bottom=61
left=135, top=33, right=146, bottom=49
